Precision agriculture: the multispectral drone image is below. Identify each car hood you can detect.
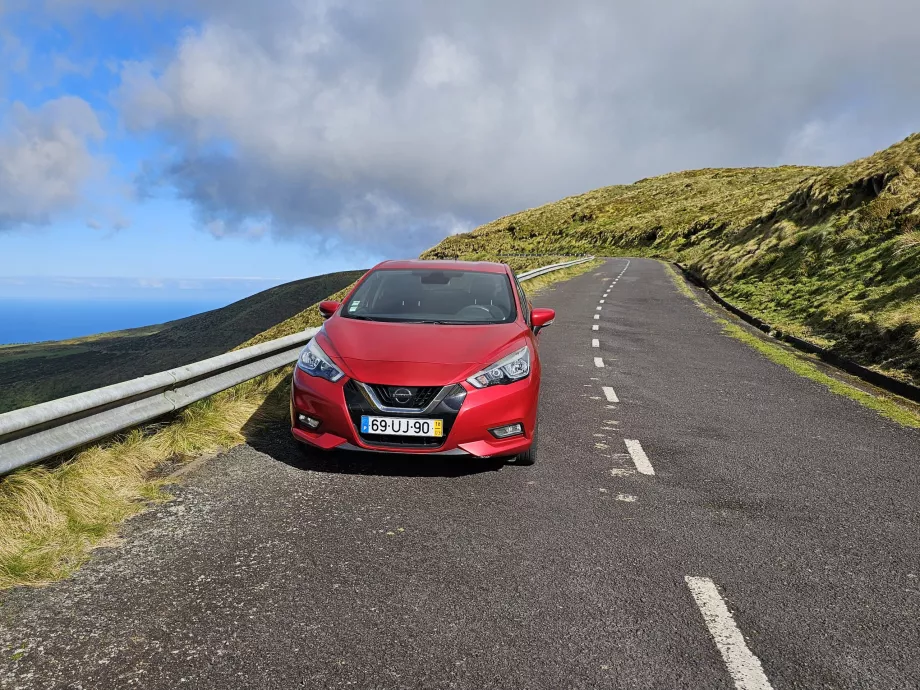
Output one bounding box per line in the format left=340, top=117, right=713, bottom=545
left=319, top=317, right=527, bottom=386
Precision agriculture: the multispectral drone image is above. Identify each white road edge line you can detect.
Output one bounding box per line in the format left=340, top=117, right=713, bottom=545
left=594, top=357, right=605, bottom=368
left=592, top=339, right=600, bottom=348
left=624, top=439, right=654, bottom=475
left=602, top=386, right=619, bottom=402
left=685, top=577, right=774, bottom=690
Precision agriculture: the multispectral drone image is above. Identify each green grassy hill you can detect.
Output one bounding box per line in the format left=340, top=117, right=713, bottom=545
left=424, top=134, right=920, bottom=386
left=0, top=270, right=366, bottom=413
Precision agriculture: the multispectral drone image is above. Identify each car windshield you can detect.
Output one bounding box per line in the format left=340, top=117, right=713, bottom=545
left=341, top=268, right=517, bottom=324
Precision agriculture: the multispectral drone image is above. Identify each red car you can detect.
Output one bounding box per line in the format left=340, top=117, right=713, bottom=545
left=290, top=260, right=555, bottom=464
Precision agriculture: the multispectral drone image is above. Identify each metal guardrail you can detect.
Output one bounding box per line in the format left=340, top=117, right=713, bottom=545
left=0, top=257, right=594, bottom=475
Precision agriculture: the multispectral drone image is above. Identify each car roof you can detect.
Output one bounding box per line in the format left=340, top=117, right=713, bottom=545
left=371, top=259, right=510, bottom=274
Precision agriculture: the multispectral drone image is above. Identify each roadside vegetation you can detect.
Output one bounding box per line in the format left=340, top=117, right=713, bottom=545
left=424, top=134, right=920, bottom=386
left=663, top=263, right=920, bottom=428
left=0, top=368, right=291, bottom=589
left=520, top=259, right=602, bottom=296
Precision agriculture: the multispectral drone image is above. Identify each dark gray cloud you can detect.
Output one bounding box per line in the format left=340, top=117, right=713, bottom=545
left=78, top=0, right=920, bottom=251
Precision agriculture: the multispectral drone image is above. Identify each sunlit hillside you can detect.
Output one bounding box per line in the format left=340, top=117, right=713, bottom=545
left=424, top=134, right=920, bottom=385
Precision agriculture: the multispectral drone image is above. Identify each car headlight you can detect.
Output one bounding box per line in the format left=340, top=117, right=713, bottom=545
left=467, top=346, right=531, bottom=389
left=297, top=338, right=344, bottom=382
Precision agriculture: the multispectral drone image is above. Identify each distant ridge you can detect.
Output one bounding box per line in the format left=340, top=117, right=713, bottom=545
left=0, top=269, right=366, bottom=413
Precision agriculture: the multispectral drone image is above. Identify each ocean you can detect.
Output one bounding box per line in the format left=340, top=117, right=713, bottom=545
left=0, top=300, right=226, bottom=345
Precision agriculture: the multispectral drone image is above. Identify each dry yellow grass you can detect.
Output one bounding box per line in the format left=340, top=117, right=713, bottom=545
left=521, top=259, right=602, bottom=296
left=0, top=368, right=290, bottom=589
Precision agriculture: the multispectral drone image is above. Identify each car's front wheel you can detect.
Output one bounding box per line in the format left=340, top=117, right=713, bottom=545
left=514, top=422, right=538, bottom=465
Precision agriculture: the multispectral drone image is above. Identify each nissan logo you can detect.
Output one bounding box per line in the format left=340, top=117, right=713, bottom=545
left=393, top=388, right=413, bottom=404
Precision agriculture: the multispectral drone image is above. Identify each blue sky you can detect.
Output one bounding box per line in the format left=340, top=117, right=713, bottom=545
left=2, top=0, right=919, bottom=303
left=0, top=5, right=383, bottom=301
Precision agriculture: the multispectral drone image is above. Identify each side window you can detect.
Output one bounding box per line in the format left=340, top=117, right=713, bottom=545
left=513, top=275, right=530, bottom=325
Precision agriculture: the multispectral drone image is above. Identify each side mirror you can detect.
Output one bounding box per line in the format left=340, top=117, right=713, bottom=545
left=319, top=300, right=341, bottom=319
left=531, top=307, right=556, bottom=334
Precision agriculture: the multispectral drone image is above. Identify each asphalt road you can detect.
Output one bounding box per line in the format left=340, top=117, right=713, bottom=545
left=2, top=258, right=918, bottom=689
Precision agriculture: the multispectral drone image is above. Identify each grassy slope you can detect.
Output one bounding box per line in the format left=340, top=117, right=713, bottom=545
left=423, top=134, right=920, bottom=385
left=0, top=270, right=365, bottom=413
left=662, top=262, right=920, bottom=428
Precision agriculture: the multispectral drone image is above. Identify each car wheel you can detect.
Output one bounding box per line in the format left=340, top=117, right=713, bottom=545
left=514, top=422, right=538, bottom=465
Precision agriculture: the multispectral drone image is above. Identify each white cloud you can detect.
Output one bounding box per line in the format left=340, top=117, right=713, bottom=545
left=136, top=278, right=165, bottom=288
left=25, top=0, right=920, bottom=253
left=415, top=35, right=479, bottom=88
left=0, top=28, right=30, bottom=74
left=0, top=96, right=105, bottom=230
left=52, top=276, right=114, bottom=288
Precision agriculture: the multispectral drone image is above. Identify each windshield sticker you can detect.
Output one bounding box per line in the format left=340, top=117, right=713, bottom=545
left=349, top=300, right=360, bottom=312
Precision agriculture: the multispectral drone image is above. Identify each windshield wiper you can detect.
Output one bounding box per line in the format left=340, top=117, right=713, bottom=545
left=345, top=315, right=408, bottom=322
left=346, top=315, right=500, bottom=325
left=345, top=315, right=443, bottom=324
left=413, top=320, right=499, bottom=325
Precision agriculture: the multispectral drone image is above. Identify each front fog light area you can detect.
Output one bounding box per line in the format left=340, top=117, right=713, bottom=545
left=297, top=414, right=321, bottom=430
left=490, top=423, right=524, bottom=439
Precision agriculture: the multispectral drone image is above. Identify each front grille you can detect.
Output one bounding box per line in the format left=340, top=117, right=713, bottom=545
left=369, top=384, right=441, bottom=409
left=344, top=381, right=466, bottom=448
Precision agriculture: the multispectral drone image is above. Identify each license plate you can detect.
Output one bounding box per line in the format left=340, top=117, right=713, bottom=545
left=360, top=416, right=443, bottom=437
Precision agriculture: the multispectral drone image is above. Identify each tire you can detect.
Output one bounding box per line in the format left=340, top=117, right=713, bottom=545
left=514, top=422, right=538, bottom=465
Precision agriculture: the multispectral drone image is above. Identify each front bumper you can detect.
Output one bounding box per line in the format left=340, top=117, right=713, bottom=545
left=290, top=367, right=538, bottom=457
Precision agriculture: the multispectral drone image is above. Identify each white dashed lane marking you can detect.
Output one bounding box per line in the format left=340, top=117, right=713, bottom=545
left=596, top=306, right=602, bottom=311
left=599, top=299, right=605, bottom=303
left=593, top=324, right=599, bottom=330
left=594, top=314, right=600, bottom=320
left=624, top=439, right=654, bottom=475
left=602, top=386, right=619, bottom=403
left=685, top=577, right=775, bottom=690
left=594, top=357, right=605, bottom=368
left=592, top=339, right=600, bottom=348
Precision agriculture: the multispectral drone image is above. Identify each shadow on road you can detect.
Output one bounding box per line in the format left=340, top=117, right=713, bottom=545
left=241, top=374, right=505, bottom=478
